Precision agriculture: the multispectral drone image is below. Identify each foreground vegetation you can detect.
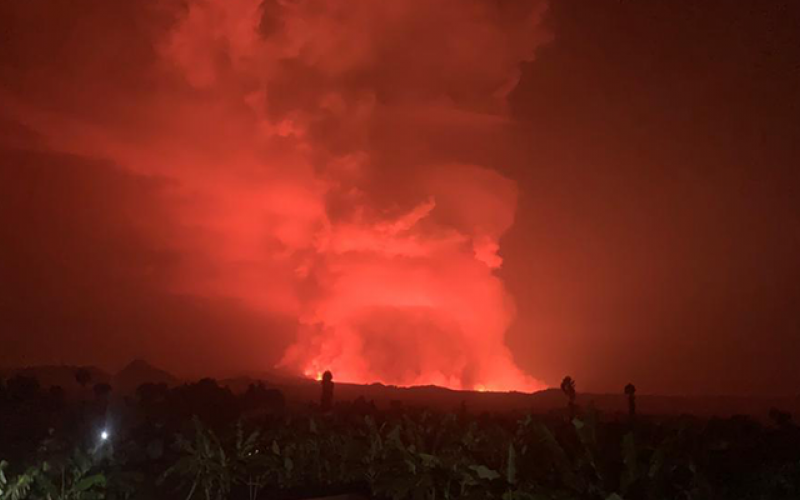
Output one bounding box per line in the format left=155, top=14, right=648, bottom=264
left=1, top=375, right=799, bottom=500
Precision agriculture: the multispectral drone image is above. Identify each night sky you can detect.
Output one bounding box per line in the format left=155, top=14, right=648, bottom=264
left=1, top=0, right=798, bottom=396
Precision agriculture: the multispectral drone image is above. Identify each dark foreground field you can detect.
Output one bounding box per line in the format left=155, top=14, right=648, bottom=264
left=1, top=371, right=799, bottom=500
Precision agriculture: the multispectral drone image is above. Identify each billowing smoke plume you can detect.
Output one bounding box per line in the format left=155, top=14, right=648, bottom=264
left=2, top=0, right=548, bottom=391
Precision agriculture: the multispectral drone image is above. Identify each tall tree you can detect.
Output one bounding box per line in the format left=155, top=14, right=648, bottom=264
left=320, top=371, right=334, bottom=412
left=560, top=376, right=577, bottom=420
left=624, top=383, right=636, bottom=418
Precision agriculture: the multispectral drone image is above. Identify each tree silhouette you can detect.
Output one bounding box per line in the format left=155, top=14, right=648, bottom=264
left=48, top=385, right=66, bottom=408
left=136, top=382, right=169, bottom=406
left=625, top=383, right=636, bottom=418
left=560, top=376, right=577, bottom=420
left=169, top=378, right=238, bottom=427
left=94, top=382, right=113, bottom=400
left=241, top=382, right=285, bottom=412
left=75, top=368, right=92, bottom=389
left=6, top=375, right=41, bottom=403
left=321, top=370, right=334, bottom=412
left=769, top=407, right=792, bottom=427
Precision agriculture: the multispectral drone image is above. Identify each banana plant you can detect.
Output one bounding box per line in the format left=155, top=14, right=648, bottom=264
left=1, top=453, right=107, bottom=500
left=161, top=417, right=233, bottom=500
left=0, top=461, right=36, bottom=500
left=230, top=422, right=268, bottom=500
left=35, top=454, right=107, bottom=500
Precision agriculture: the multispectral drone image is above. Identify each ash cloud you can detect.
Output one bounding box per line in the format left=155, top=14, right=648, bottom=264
left=0, top=0, right=549, bottom=389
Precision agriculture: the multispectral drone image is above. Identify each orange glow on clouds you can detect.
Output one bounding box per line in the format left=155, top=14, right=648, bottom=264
left=282, top=188, right=542, bottom=391
left=5, top=0, right=550, bottom=392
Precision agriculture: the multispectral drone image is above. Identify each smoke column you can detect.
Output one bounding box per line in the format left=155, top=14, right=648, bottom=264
left=3, top=0, right=549, bottom=391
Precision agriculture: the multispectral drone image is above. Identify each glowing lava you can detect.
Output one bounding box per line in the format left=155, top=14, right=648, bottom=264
left=282, top=186, right=543, bottom=392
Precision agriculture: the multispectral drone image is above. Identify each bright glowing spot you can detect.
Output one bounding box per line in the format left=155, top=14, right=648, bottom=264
left=475, top=385, right=487, bottom=393
left=304, top=368, right=324, bottom=381
left=100, top=430, right=109, bottom=441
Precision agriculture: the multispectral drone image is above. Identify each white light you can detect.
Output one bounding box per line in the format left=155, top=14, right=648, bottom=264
left=100, top=430, right=109, bottom=441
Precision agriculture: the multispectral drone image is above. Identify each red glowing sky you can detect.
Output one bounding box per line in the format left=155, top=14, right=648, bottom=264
left=1, top=0, right=799, bottom=395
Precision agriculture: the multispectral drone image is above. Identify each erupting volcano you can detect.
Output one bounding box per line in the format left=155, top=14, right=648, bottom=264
left=280, top=185, right=540, bottom=391
left=1, top=0, right=550, bottom=392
